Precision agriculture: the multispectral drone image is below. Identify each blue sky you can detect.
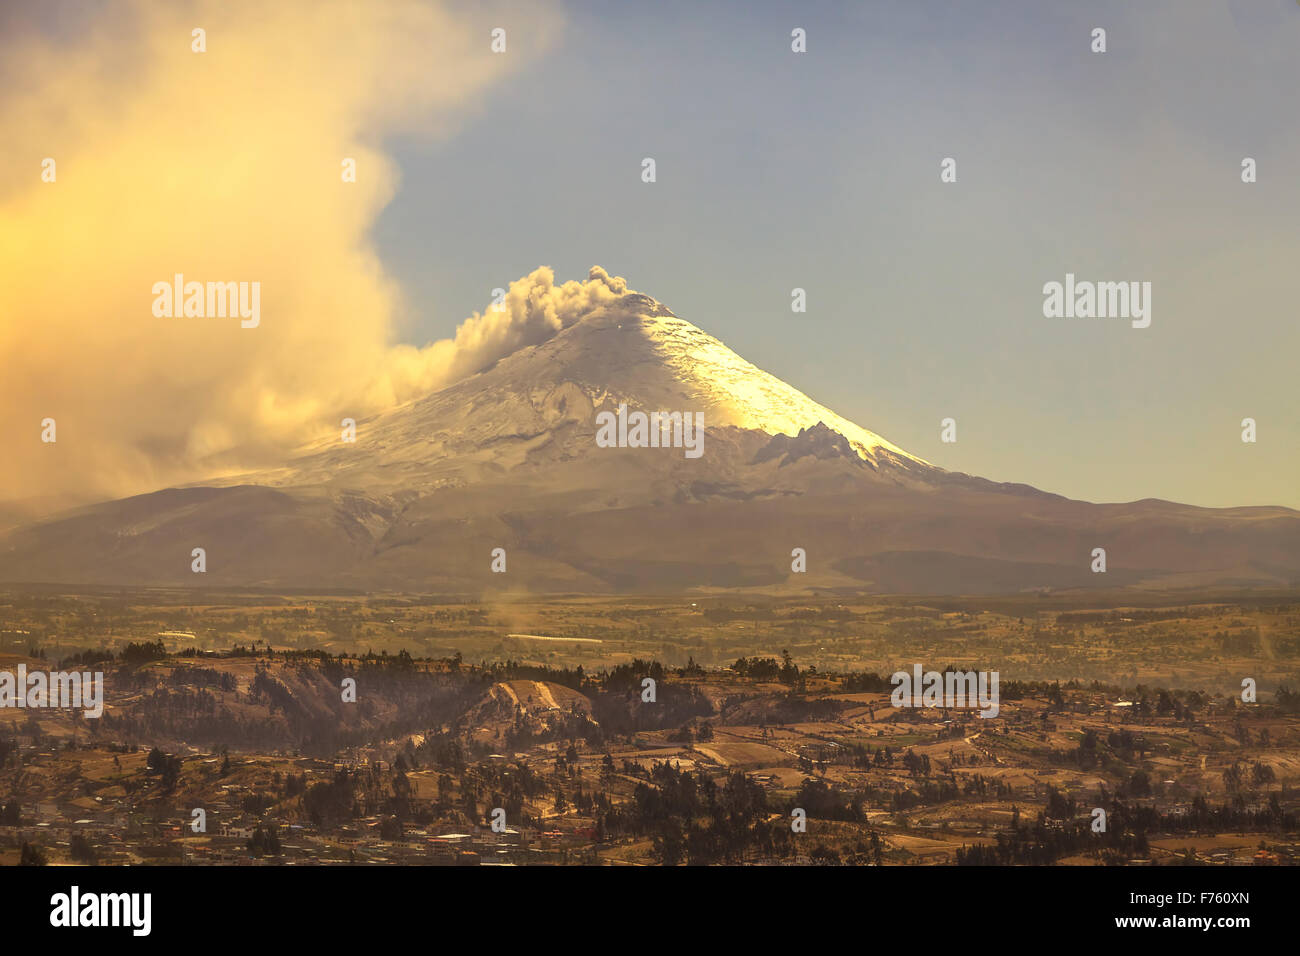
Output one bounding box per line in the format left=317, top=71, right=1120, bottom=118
left=375, top=0, right=1300, bottom=508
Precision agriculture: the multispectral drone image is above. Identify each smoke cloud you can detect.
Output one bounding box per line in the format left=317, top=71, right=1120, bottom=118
left=398, top=264, right=632, bottom=392
left=0, top=0, right=580, bottom=511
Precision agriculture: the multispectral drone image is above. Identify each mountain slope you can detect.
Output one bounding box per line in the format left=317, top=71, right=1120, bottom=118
left=1, top=273, right=1298, bottom=594
left=224, top=289, right=934, bottom=496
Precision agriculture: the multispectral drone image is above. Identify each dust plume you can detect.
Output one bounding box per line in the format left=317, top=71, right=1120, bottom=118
left=0, top=0, right=570, bottom=510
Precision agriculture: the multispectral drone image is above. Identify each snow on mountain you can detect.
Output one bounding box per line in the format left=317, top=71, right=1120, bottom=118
left=577, top=298, right=929, bottom=469
left=3, top=267, right=1297, bottom=594
left=228, top=280, right=932, bottom=492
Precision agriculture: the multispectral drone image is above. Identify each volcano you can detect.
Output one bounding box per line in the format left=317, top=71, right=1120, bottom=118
left=2, top=268, right=1298, bottom=594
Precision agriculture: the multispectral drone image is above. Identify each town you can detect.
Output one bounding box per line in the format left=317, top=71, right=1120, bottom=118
left=2, top=589, right=1297, bottom=867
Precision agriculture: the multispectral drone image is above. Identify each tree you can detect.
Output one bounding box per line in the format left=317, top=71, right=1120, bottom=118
left=1128, top=771, right=1152, bottom=797
left=146, top=747, right=167, bottom=772
left=147, top=747, right=182, bottom=791
left=70, top=834, right=97, bottom=863
left=161, top=755, right=182, bottom=792
left=247, top=825, right=282, bottom=857
left=1075, top=728, right=1099, bottom=767
left=19, top=842, right=47, bottom=866
left=652, top=827, right=685, bottom=866
left=779, top=649, right=799, bottom=684
left=810, top=844, right=840, bottom=865
left=1252, top=762, right=1276, bottom=787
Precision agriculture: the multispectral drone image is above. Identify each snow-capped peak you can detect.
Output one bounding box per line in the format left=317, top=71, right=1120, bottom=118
left=211, top=268, right=933, bottom=488
left=603, top=307, right=929, bottom=468
left=514, top=282, right=928, bottom=470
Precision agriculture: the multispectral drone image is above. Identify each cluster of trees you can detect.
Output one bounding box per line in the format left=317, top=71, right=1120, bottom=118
left=841, top=671, right=894, bottom=693
left=789, top=777, right=862, bottom=822
left=1065, top=727, right=1173, bottom=770
left=958, top=786, right=1296, bottom=865
left=594, top=762, right=772, bottom=864
left=956, top=815, right=1148, bottom=866
left=504, top=702, right=599, bottom=750
left=1277, top=685, right=1300, bottom=714
left=415, top=731, right=468, bottom=774
left=892, top=781, right=959, bottom=811
left=120, top=640, right=170, bottom=664
left=145, top=747, right=182, bottom=791
left=960, top=774, right=1014, bottom=799
left=730, top=656, right=783, bottom=680
left=19, top=842, right=48, bottom=866
left=669, top=720, right=714, bottom=744
left=484, top=660, right=588, bottom=691
left=1222, top=760, right=1277, bottom=792
left=70, top=833, right=97, bottom=863
left=98, top=654, right=485, bottom=756
left=56, top=639, right=169, bottom=670
left=730, top=650, right=800, bottom=684
left=1216, top=629, right=1262, bottom=656
left=582, top=760, right=884, bottom=865
left=588, top=682, right=714, bottom=740
left=246, top=825, right=281, bottom=856
left=303, top=769, right=360, bottom=828
left=1124, top=690, right=1203, bottom=721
